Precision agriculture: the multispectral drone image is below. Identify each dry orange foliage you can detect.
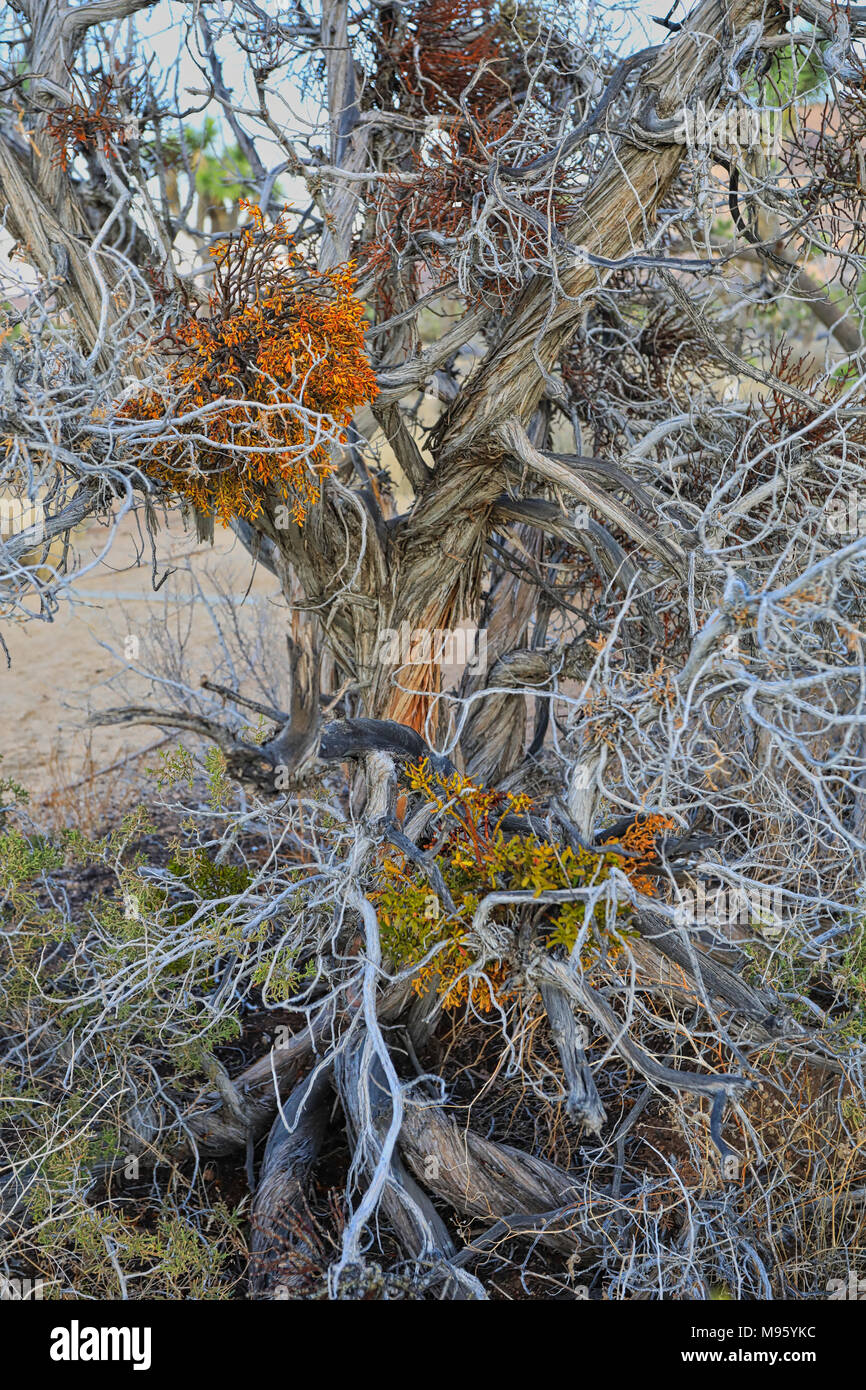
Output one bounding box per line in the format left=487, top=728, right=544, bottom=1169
left=599, top=812, right=679, bottom=897
left=391, top=0, right=506, bottom=114
left=44, top=76, right=130, bottom=170
left=121, top=204, right=377, bottom=526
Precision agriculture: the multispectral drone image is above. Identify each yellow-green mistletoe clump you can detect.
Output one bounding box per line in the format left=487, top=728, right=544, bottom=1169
left=372, top=761, right=674, bottom=1011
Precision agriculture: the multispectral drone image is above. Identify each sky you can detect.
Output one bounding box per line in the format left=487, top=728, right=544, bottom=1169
left=129, top=0, right=670, bottom=220
left=134, top=0, right=666, bottom=132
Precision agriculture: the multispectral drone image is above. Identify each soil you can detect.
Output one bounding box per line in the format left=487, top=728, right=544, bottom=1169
left=0, top=506, right=281, bottom=808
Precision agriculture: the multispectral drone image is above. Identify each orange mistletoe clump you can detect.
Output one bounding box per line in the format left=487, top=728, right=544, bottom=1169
left=122, top=204, right=377, bottom=526
left=599, top=812, right=678, bottom=898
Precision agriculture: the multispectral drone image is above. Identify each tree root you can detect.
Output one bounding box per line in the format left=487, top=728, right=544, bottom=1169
left=398, top=1101, right=597, bottom=1261
left=249, top=1068, right=333, bottom=1299
left=540, top=981, right=606, bottom=1135
left=334, top=1027, right=484, bottom=1298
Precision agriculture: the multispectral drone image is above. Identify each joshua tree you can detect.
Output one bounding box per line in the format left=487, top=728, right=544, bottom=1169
left=1, top=0, right=866, bottom=1299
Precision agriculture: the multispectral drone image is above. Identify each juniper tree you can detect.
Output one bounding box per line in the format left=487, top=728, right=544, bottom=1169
left=2, top=0, right=866, bottom=1299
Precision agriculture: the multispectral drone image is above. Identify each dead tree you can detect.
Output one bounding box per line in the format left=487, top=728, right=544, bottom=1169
left=2, top=0, right=866, bottom=1299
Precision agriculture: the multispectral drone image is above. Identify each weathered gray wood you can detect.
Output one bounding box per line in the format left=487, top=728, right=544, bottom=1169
left=399, top=1102, right=596, bottom=1261
left=336, top=1030, right=457, bottom=1269
left=540, top=981, right=607, bottom=1136
left=249, top=1068, right=332, bottom=1298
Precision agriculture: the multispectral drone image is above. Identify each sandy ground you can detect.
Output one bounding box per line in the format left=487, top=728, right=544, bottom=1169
left=0, top=508, right=282, bottom=813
